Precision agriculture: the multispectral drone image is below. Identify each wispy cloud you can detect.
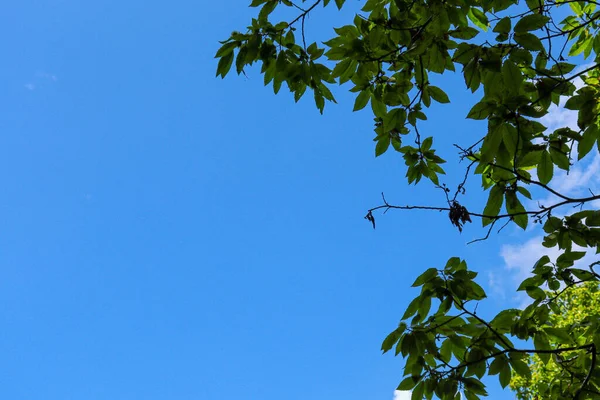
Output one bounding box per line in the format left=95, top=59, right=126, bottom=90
left=501, top=237, right=562, bottom=284
left=23, top=70, right=58, bottom=91
left=36, top=71, right=58, bottom=81
left=528, top=61, right=600, bottom=210
left=539, top=62, right=592, bottom=132
left=497, top=236, right=598, bottom=306
left=533, top=154, right=600, bottom=217
left=540, top=102, right=578, bottom=132
left=487, top=270, right=506, bottom=300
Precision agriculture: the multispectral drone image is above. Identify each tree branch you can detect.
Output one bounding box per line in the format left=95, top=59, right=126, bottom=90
left=574, top=344, right=597, bottom=400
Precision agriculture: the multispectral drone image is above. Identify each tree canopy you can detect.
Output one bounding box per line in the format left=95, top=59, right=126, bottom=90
left=216, top=0, right=600, bottom=398
left=510, top=282, right=600, bottom=399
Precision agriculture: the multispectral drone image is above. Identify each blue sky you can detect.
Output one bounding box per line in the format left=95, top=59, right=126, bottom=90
left=0, top=1, right=591, bottom=399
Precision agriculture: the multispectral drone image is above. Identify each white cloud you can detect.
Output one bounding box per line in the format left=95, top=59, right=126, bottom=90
left=496, top=236, right=598, bottom=306
left=539, top=77, right=581, bottom=132
left=532, top=154, right=600, bottom=217
left=393, top=390, right=412, bottom=400
left=36, top=71, right=58, bottom=81
left=487, top=270, right=506, bottom=300
left=23, top=71, right=58, bottom=91
left=501, top=237, right=563, bottom=284
left=394, top=390, right=464, bottom=399
left=554, top=155, right=600, bottom=194
left=496, top=114, right=600, bottom=300
left=524, top=61, right=600, bottom=217
left=540, top=103, right=578, bottom=132
left=539, top=62, right=593, bottom=132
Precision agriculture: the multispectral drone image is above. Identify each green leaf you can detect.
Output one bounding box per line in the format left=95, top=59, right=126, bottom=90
left=412, top=267, right=438, bottom=287
left=450, top=27, right=480, bottom=40
left=480, top=124, right=505, bottom=163
left=509, top=354, right=532, bottom=379
left=416, top=296, right=431, bottom=322
left=502, top=124, right=518, bottom=156
left=397, top=376, right=420, bottom=391
left=569, top=1, right=583, bottom=15
left=550, top=146, right=570, bottom=170
left=466, top=281, right=486, bottom=300
left=428, top=86, right=450, bottom=103
left=505, top=191, right=528, bottom=229
left=514, top=14, right=549, bottom=32
left=463, top=390, right=480, bottom=400
left=491, top=310, right=519, bottom=332
left=537, top=150, right=553, bottom=184
left=564, top=94, right=584, bottom=110
left=258, top=1, right=277, bottom=22
left=525, top=0, right=544, bottom=10
left=399, top=333, right=416, bottom=357
left=463, top=59, right=481, bottom=92
left=534, top=51, right=547, bottom=70
left=384, top=108, right=407, bottom=131
left=569, top=34, right=592, bottom=57
left=411, top=382, right=424, bottom=400
left=549, top=62, right=576, bottom=75
left=468, top=8, right=488, bottom=31
left=216, top=52, right=235, bottom=78
left=489, top=356, right=504, bottom=375
left=569, top=268, right=595, bottom=281
left=249, top=0, right=268, bottom=6
left=517, top=186, right=532, bottom=199
left=548, top=278, right=560, bottom=290
left=543, top=216, right=562, bottom=233
left=371, top=97, right=387, bottom=117
left=518, top=275, right=544, bottom=291
left=534, top=255, right=551, bottom=271
left=467, top=355, right=487, bottom=379
left=375, top=136, right=390, bottom=157
left=440, top=339, right=452, bottom=363
left=307, top=43, right=324, bottom=59
left=499, top=361, right=512, bottom=388
left=483, top=185, right=504, bottom=226
left=353, top=90, right=371, bottom=111
left=402, top=296, right=421, bottom=320
left=586, top=211, right=600, bottom=226
left=422, top=137, right=433, bottom=151
left=544, top=327, right=574, bottom=344
left=559, top=250, right=585, bottom=263
left=215, top=41, right=238, bottom=58
left=578, top=125, right=598, bottom=160
left=493, top=17, right=512, bottom=34
left=467, top=101, right=494, bottom=120
left=502, top=61, right=523, bottom=94
left=526, top=286, right=546, bottom=300
left=381, top=323, right=407, bottom=353
left=533, top=333, right=552, bottom=364
left=463, top=377, right=487, bottom=396
left=514, top=32, right=544, bottom=51
left=332, top=59, right=356, bottom=83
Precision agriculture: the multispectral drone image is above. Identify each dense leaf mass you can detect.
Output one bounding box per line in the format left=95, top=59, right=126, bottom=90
left=510, top=282, right=600, bottom=399
left=218, top=0, right=600, bottom=398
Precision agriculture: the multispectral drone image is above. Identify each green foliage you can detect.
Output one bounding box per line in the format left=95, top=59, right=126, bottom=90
left=219, top=0, right=600, bottom=398
left=510, top=282, right=600, bottom=399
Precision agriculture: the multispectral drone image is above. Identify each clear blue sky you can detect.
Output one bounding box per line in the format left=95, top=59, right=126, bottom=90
left=0, top=1, right=551, bottom=399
